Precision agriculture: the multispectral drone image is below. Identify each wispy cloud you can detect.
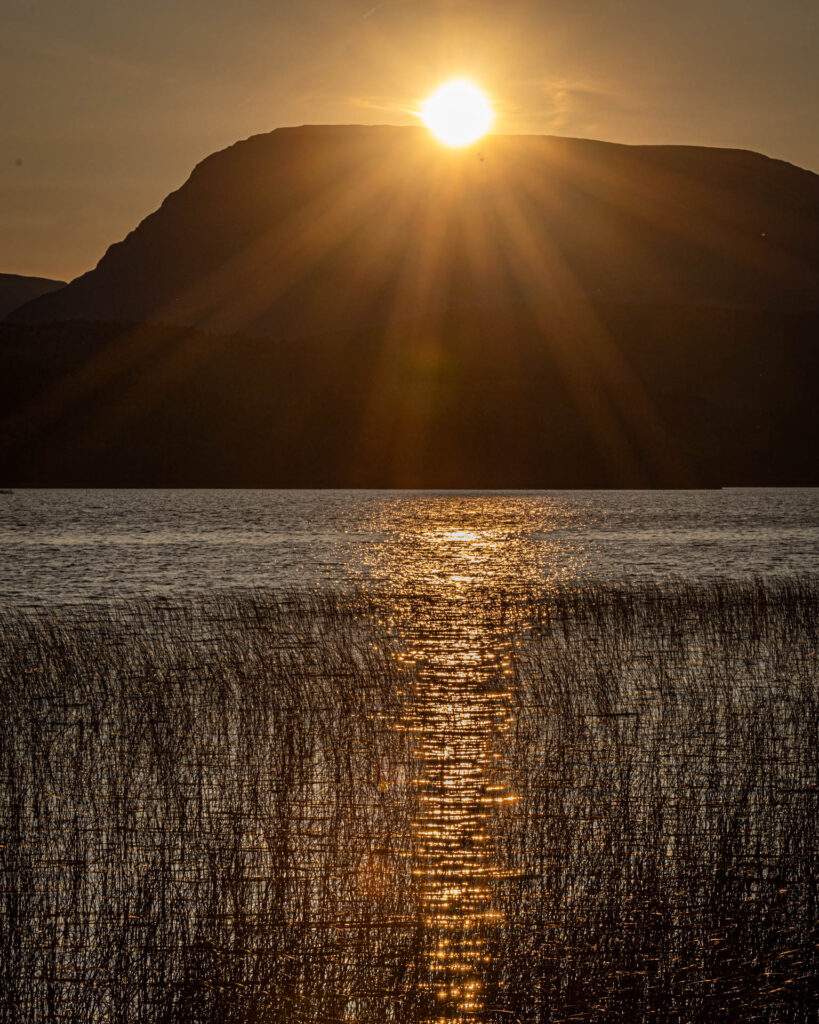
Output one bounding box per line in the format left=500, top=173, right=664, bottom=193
left=347, top=92, right=421, bottom=119
left=501, top=76, right=641, bottom=136
left=362, top=0, right=397, bottom=19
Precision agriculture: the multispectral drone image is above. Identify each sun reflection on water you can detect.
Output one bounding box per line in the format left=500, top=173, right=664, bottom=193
left=385, top=520, right=521, bottom=1021
left=405, top=659, right=515, bottom=1020
left=351, top=497, right=588, bottom=1018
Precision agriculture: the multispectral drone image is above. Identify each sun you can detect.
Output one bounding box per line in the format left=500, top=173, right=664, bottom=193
left=421, top=79, right=494, bottom=147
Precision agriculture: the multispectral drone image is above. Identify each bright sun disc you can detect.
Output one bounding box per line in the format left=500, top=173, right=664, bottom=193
left=421, top=80, right=493, bottom=147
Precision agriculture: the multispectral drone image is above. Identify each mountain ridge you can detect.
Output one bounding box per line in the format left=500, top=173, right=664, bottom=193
left=1, top=273, right=66, bottom=320
left=3, top=125, right=817, bottom=487
left=11, top=126, right=819, bottom=336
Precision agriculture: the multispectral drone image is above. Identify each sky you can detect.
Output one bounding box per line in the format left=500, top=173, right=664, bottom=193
left=2, top=0, right=818, bottom=282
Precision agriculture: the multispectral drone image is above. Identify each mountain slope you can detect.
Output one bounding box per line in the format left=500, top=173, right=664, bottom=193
left=4, top=127, right=817, bottom=487
left=11, top=127, right=819, bottom=337
left=1, top=304, right=816, bottom=487
left=0, top=273, right=65, bottom=320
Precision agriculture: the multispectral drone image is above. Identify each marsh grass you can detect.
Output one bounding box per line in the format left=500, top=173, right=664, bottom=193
left=493, top=579, right=818, bottom=1023
left=0, top=579, right=816, bottom=1023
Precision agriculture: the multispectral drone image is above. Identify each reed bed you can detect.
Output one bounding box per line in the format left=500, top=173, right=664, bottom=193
left=493, top=577, right=818, bottom=1023
left=0, top=578, right=816, bottom=1023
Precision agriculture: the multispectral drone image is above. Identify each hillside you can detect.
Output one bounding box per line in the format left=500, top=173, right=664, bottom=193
left=4, top=126, right=817, bottom=487
left=10, top=126, right=819, bottom=337
left=0, top=273, right=65, bottom=320
left=1, top=305, right=816, bottom=487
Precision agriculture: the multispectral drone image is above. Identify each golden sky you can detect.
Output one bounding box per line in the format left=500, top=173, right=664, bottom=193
left=2, top=0, right=818, bottom=281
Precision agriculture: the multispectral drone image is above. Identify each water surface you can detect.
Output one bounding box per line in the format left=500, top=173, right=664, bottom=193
left=0, top=489, right=816, bottom=604
left=1, top=488, right=816, bottom=1023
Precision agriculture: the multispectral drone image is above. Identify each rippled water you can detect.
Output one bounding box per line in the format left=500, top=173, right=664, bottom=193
left=1, top=489, right=816, bottom=1023
left=396, top=602, right=517, bottom=1021
left=0, top=489, right=816, bottom=603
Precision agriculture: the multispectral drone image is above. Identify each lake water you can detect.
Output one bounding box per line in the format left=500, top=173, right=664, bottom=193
left=0, top=488, right=817, bottom=604
left=2, top=488, right=817, bottom=1022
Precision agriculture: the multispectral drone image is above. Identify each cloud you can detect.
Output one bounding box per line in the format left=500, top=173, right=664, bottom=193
left=498, top=76, right=639, bottom=136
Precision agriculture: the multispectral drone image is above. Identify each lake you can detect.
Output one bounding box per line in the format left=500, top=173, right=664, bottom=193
left=0, top=489, right=816, bottom=1023
left=0, top=488, right=816, bottom=603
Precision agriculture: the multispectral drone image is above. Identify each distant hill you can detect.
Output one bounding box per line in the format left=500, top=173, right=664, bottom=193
left=10, top=127, right=819, bottom=337
left=0, top=273, right=65, bottom=320
left=3, top=126, right=817, bottom=487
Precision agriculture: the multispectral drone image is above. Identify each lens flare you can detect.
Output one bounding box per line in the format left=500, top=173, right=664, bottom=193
left=421, top=79, right=494, bottom=147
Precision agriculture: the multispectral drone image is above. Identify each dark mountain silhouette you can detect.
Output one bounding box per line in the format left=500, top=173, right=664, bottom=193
left=2, top=126, right=817, bottom=487
left=0, top=273, right=65, bottom=320
left=1, top=304, right=816, bottom=487
left=10, top=126, right=819, bottom=335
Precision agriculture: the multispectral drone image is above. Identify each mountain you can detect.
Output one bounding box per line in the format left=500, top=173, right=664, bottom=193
left=2, top=126, right=817, bottom=488
left=10, top=126, right=819, bottom=336
left=0, top=273, right=65, bottom=320
left=1, top=304, right=816, bottom=487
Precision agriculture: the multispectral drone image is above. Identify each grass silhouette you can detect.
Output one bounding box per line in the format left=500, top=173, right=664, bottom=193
left=0, top=579, right=816, bottom=1022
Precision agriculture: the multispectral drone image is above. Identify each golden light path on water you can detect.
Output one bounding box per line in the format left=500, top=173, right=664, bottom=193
left=398, top=609, right=516, bottom=1021
left=359, top=508, right=568, bottom=1022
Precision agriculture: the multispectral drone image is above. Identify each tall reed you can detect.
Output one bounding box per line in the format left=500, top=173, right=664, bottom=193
left=0, top=579, right=815, bottom=1022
